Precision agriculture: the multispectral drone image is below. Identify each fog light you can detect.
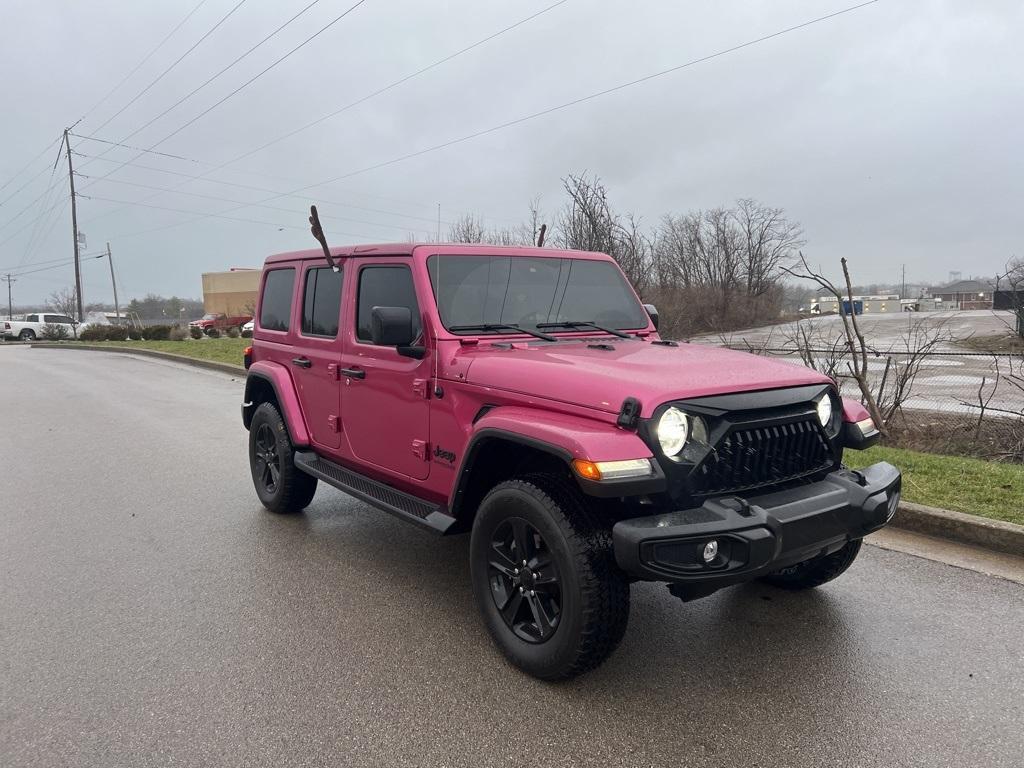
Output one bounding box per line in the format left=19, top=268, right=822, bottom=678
left=702, top=540, right=718, bottom=563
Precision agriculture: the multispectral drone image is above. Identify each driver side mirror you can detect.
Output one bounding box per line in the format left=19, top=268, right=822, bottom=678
left=643, top=303, right=659, bottom=330
left=370, top=306, right=425, bottom=358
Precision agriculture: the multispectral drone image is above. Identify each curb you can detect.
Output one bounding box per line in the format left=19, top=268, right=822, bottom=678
left=21, top=342, right=1024, bottom=559
left=891, top=501, right=1024, bottom=558
left=29, top=342, right=245, bottom=378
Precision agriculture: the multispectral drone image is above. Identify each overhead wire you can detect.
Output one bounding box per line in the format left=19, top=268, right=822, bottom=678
left=75, top=154, right=454, bottom=227
left=93, top=0, right=329, bottom=153
left=0, top=134, right=63, bottom=197
left=88, top=0, right=251, bottom=136
left=71, top=1, right=565, bottom=234
left=95, top=0, right=882, bottom=241
left=80, top=0, right=370, bottom=191
left=81, top=175, right=448, bottom=232
left=76, top=0, right=212, bottom=125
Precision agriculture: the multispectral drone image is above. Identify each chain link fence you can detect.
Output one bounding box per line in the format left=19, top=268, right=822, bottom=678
left=715, top=342, right=1024, bottom=462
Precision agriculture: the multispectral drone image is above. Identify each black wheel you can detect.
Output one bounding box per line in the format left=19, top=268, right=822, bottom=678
left=19, top=329, right=35, bottom=341
left=761, top=539, right=863, bottom=590
left=248, top=402, right=317, bottom=514
left=470, top=475, right=629, bottom=680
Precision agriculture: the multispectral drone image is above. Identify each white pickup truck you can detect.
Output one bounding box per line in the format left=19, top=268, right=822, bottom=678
left=2, top=312, right=81, bottom=341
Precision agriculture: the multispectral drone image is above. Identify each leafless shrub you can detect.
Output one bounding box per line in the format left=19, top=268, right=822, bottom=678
left=872, top=316, right=952, bottom=423
left=781, top=253, right=887, bottom=434
left=40, top=323, right=69, bottom=341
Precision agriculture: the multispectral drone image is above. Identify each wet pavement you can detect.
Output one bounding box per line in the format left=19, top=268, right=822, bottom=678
left=2, top=346, right=1022, bottom=767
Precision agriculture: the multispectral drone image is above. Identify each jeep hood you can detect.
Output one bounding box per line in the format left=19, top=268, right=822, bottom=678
left=457, top=340, right=831, bottom=417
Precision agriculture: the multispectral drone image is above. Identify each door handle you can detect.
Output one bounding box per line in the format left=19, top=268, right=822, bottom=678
left=291, top=357, right=312, bottom=368
left=340, top=366, right=365, bottom=379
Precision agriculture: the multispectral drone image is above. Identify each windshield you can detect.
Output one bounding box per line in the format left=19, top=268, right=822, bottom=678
left=202, top=313, right=220, bottom=320
left=428, top=255, right=648, bottom=335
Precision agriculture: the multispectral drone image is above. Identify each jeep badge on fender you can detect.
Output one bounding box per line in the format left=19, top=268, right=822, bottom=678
left=241, top=242, right=900, bottom=680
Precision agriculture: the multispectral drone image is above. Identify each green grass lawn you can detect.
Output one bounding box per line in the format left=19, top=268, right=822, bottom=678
left=845, top=445, right=1024, bottom=526
left=87, top=338, right=248, bottom=367
left=71, top=339, right=1024, bottom=526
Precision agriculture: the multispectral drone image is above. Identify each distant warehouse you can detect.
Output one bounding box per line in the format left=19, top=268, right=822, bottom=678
left=202, top=269, right=261, bottom=316
left=812, top=295, right=902, bottom=314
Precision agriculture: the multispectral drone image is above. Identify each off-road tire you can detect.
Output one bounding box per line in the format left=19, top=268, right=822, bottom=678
left=470, top=474, right=630, bottom=680
left=248, top=402, right=317, bottom=514
left=19, top=329, right=35, bottom=341
left=761, top=539, right=863, bottom=590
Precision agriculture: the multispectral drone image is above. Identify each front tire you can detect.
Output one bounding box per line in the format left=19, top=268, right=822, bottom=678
left=470, top=475, right=630, bottom=681
left=248, top=402, right=317, bottom=514
left=761, top=539, right=863, bottom=590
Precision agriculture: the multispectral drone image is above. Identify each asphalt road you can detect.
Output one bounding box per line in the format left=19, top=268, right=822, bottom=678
left=2, top=346, right=1022, bottom=768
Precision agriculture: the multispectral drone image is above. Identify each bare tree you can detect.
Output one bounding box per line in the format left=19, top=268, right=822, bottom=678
left=650, top=200, right=801, bottom=335
left=995, top=257, right=1024, bottom=339
left=48, top=287, right=79, bottom=319
left=556, top=173, right=652, bottom=293
left=781, top=253, right=888, bottom=434
left=447, top=214, right=487, bottom=243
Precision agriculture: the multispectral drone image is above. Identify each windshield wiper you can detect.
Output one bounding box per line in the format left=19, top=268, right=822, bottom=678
left=535, top=321, right=631, bottom=339
left=448, top=323, right=557, bottom=342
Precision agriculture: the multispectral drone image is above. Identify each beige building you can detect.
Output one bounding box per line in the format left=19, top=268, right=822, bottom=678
left=202, top=269, right=261, bottom=316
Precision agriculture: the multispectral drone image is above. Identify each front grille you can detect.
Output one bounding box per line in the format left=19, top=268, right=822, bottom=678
left=691, top=417, right=832, bottom=496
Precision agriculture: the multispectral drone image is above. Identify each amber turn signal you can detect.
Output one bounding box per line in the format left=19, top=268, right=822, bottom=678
left=571, top=459, right=603, bottom=481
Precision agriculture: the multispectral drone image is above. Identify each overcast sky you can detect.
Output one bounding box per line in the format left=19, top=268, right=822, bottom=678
left=1, top=0, right=1021, bottom=305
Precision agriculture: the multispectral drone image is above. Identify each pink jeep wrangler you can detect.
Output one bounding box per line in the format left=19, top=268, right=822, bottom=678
left=242, top=243, right=899, bottom=679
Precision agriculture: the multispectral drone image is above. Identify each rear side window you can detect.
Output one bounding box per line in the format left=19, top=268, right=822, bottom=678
left=356, top=266, right=421, bottom=342
left=259, top=268, right=295, bottom=332
left=301, top=267, right=343, bottom=337
left=26, top=314, right=39, bottom=322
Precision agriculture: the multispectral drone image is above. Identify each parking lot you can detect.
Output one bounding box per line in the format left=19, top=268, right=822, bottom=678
left=2, top=346, right=1022, bottom=767
left=710, top=310, right=1022, bottom=416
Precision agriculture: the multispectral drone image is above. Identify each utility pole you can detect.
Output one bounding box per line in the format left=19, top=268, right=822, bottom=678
left=64, top=128, right=84, bottom=321
left=106, top=242, right=120, bottom=325
left=901, top=264, right=906, bottom=299
left=2, top=274, right=14, bottom=319
left=436, top=203, right=441, bottom=242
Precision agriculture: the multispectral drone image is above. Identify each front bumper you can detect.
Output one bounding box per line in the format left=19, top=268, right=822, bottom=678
left=612, top=462, right=900, bottom=588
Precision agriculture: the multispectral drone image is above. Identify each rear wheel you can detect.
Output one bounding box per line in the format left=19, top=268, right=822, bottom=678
left=761, top=539, right=863, bottom=590
left=19, top=329, right=35, bottom=341
left=470, top=474, right=630, bottom=680
left=248, top=402, right=317, bottom=514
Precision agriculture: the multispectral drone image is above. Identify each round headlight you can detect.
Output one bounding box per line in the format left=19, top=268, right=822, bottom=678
left=657, top=407, right=689, bottom=456
left=816, top=395, right=833, bottom=427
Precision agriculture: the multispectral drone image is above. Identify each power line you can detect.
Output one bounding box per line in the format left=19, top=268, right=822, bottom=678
left=81, top=0, right=370, bottom=193
left=77, top=158, right=454, bottom=226
left=76, top=0, right=212, bottom=124
left=83, top=175, right=433, bottom=232
left=68, top=0, right=564, bottom=232
left=0, top=173, right=67, bottom=237
left=71, top=134, right=202, bottom=163
left=0, top=196, right=67, bottom=249
left=97, top=0, right=881, bottom=237
left=99, top=0, right=328, bottom=151
left=89, top=0, right=251, bottom=136
left=8, top=252, right=106, bottom=279
left=224, top=0, right=570, bottom=167
left=0, top=134, right=62, bottom=196
left=85, top=194, right=392, bottom=242
left=307, top=0, right=883, bottom=190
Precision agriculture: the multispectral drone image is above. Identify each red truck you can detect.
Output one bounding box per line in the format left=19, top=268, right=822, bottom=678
left=190, top=312, right=251, bottom=336
left=242, top=243, right=899, bottom=679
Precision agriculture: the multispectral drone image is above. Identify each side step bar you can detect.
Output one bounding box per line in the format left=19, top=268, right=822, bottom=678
left=294, top=451, right=456, bottom=535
